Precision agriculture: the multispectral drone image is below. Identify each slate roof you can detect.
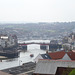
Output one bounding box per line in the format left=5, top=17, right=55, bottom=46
left=2, top=62, right=36, bottom=75
left=48, top=51, right=65, bottom=59
left=41, top=54, right=51, bottom=59
left=34, top=60, right=75, bottom=74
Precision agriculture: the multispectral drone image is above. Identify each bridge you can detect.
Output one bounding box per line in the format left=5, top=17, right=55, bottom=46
left=18, top=42, right=50, bottom=51
left=19, top=42, right=50, bottom=46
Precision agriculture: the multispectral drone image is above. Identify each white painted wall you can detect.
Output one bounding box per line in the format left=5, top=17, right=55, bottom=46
left=34, top=54, right=43, bottom=63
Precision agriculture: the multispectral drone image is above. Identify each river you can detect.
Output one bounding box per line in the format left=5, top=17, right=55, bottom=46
left=0, top=40, right=50, bottom=70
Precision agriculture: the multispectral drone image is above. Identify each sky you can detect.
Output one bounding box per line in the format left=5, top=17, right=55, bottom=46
left=0, top=0, right=75, bottom=23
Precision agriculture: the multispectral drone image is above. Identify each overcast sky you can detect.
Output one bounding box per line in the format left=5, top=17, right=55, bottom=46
left=0, top=0, right=75, bottom=23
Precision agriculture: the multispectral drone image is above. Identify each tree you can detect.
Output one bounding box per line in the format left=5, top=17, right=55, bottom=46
left=69, top=69, right=75, bottom=75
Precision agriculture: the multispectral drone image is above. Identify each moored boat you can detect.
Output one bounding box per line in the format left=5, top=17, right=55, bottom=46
left=30, top=54, right=34, bottom=57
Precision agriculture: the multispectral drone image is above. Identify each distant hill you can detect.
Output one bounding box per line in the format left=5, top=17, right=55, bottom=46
left=0, top=22, right=75, bottom=40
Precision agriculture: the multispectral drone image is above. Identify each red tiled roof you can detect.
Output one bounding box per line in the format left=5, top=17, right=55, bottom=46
left=39, top=59, right=75, bottom=62
left=67, top=51, right=75, bottom=60
left=48, top=51, right=66, bottom=60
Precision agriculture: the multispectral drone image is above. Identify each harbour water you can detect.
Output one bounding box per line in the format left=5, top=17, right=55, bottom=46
left=0, top=40, right=50, bottom=70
